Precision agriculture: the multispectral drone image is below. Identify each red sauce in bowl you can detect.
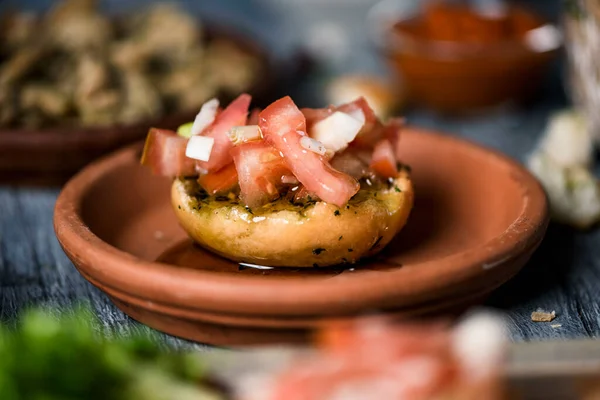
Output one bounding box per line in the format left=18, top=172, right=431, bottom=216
left=380, top=1, right=559, bottom=114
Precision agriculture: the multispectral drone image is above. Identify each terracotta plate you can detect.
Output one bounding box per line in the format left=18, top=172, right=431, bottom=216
left=54, top=128, right=549, bottom=345
left=0, top=26, right=273, bottom=187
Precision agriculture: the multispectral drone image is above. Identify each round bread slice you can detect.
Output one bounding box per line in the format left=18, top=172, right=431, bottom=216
left=171, top=169, right=414, bottom=268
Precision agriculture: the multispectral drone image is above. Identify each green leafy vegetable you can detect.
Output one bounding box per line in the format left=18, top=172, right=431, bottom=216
left=0, top=306, right=226, bottom=400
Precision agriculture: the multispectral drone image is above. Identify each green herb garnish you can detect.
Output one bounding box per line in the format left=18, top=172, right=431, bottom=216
left=176, top=122, right=194, bottom=138
left=0, top=306, right=225, bottom=400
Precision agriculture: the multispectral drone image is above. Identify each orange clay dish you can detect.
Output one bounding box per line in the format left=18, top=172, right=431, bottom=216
left=383, top=0, right=556, bottom=113
left=141, top=94, right=413, bottom=267
left=395, top=0, right=543, bottom=45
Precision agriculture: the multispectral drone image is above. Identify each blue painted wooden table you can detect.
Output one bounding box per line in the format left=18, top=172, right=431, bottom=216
left=2, top=0, right=598, bottom=346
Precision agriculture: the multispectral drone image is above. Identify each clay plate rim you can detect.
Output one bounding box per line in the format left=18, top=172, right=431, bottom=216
left=54, top=128, right=549, bottom=317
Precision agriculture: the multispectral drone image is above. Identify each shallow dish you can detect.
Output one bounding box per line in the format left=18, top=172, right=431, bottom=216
left=54, top=128, right=549, bottom=345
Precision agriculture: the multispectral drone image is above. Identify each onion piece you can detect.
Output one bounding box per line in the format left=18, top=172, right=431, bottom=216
left=281, top=174, right=299, bottom=185
left=310, top=111, right=364, bottom=153
left=185, top=135, right=214, bottom=161
left=191, top=98, right=219, bottom=136
left=345, top=108, right=365, bottom=125
left=300, top=136, right=327, bottom=156
left=228, top=125, right=263, bottom=145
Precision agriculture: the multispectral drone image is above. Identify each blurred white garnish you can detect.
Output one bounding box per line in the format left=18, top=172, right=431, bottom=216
left=539, top=109, right=592, bottom=168
left=326, top=74, right=401, bottom=119
left=185, top=135, right=214, bottom=162
left=191, top=98, right=219, bottom=136
left=527, top=108, right=600, bottom=228
left=227, top=125, right=262, bottom=145
left=528, top=152, right=600, bottom=229
left=451, top=310, right=507, bottom=381
left=300, top=136, right=327, bottom=156
left=470, top=0, right=508, bottom=19
left=304, top=22, right=350, bottom=66
left=524, top=24, right=563, bottom=53
left=311, top=111, right=364, bottom=153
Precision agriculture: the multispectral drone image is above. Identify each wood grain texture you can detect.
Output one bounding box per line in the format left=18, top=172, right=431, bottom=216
left=0, top=0, right=594, bottom=346
left=2, top=98, right=599, bottom=346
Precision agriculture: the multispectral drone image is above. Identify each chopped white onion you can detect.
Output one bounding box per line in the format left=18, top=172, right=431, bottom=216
left=281, top=175, right=299, bottom=185
left=185, top=135, right=214, bottom=161
left=191, top=98, right=219, bottom=136
left=227, top=125, right=263, bottom=145
left=345, top=108, right=365, bottom=125
left=300, top=136, right=327, bottom=156
left=310, top=111, right=364, bottom=153
left=524, top=24, right=562, bottom=53
left=451, top=310, right=507, bottom=380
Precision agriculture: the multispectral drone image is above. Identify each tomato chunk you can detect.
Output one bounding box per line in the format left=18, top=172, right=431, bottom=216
left=271, top=319, right=472, bottom=400
left=370, top=139, right=398, bottom=179
left=260, top=96, right=359, bottom=207
left=141, top=128, right=197, bottom=177
left=247, top=107, right=261, bottom=125
left=231, top=141, right=291, bottom=208
left=337, top=97, right=383, bottom=148
left=197, top=93, right=251, bottom=172
left=197, top=163, right=238, bottom=195
left=301, top=105, right=335, bottom=130
left=381, top=117, right=405, bottom=157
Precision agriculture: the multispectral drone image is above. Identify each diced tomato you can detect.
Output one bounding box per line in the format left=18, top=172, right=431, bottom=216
left=301, top=106, right=335, bottom=130
left=303, top=98, right=388, bottom=149
left=370, top=139, right=398, bottom=179
left=197, top=163, right=238, bottom=195
left=230, top=141, right=291, bottom=208
left=381, top=117, right=405, bottom=157
left=260, top=96, right=360, bottom=207
left=271, top=319, right=459, bottom=400
left=337, top=97, right=384, bottom=148
left=329, top=151, right=369, bottom=180
left=197, top=93, right=251, bottom=172
left=247, top=107, right=261, bottom=125
left=140, top=128, right=197, bottom=177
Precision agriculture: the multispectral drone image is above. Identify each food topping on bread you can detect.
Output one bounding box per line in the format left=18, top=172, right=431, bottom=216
left=141, top=94, right=414, bottom=267
left=142, top=94, right=407, bottom=209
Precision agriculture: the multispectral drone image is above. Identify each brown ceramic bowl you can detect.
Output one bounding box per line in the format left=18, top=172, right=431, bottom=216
left=0, top=26, right=273, bottom=187
left=54, top=128, right=549, bottom=346
left=368, top=0, right=561, bottom=114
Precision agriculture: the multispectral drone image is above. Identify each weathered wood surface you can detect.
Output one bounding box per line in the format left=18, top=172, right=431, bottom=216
left=1, top=0, right=596, bottom=346
left=2, top=97, right=599, bottom=346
